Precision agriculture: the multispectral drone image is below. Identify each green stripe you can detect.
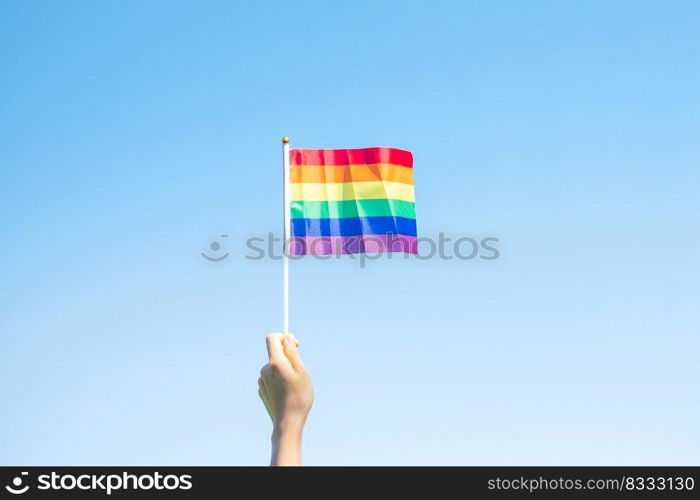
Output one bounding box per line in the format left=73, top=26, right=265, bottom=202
left=291, top=199, right=416, bottom=219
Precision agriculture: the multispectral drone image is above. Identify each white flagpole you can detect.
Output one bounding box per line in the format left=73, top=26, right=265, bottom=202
left=281, top=136, right=291, bottom=334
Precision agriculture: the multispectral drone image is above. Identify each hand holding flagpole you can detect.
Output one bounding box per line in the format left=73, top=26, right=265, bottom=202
left=282, top=136, right=291, bottom=334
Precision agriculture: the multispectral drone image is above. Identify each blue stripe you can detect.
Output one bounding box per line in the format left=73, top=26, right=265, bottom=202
left=291, top=216, right=417, bottom=237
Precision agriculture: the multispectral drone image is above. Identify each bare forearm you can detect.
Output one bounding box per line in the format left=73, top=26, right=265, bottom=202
left=271, top=424, right=304, bottom=466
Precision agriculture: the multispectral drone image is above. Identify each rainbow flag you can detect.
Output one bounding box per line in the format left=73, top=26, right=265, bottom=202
left=289, top=147, right=417, bottom=255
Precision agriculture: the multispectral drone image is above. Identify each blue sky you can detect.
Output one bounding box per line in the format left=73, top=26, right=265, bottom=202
left=1, top=0, right=698, bottom=465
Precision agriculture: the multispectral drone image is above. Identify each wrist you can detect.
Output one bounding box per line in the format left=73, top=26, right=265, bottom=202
left=272, top=416, right=306, bottom=441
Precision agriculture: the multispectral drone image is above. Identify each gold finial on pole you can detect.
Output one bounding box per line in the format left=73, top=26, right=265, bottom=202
left=281, top=136, right=290, bottom=144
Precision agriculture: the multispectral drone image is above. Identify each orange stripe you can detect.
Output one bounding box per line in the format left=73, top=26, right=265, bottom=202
left=291, top=163, right=414, bottom=185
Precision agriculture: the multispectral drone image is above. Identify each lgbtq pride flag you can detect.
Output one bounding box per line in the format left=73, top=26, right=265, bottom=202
left=288, top=147, right=418, bottom=255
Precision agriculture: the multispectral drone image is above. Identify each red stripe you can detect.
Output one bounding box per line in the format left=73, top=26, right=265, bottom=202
left=290, top=147, right=413, bottom=168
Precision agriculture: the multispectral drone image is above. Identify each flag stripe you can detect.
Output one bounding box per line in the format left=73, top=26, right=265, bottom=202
left=291, top=181, right=415, bottom=202
left=289, top=235, right=418, bottom=256
left=291, top=163, right=414, bottom=184
left=291, top=216, right=417, bottom=237
left=290, top=147, right=412, bottom=168
left=291, top=199, right=415, bottom=219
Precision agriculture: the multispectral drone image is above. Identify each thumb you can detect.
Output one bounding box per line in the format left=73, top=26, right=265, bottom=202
left=283, top=334, right=306, bottom=372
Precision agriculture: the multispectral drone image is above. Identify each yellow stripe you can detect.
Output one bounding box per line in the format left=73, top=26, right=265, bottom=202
left=291, top=181, right=415, bottom=202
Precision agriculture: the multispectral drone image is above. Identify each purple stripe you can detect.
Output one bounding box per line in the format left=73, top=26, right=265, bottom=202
left=289, top=234, right=418, bottom=256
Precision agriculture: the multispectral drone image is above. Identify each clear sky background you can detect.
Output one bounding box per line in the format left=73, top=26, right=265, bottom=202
left=1, top=1, right=698, bottom=465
